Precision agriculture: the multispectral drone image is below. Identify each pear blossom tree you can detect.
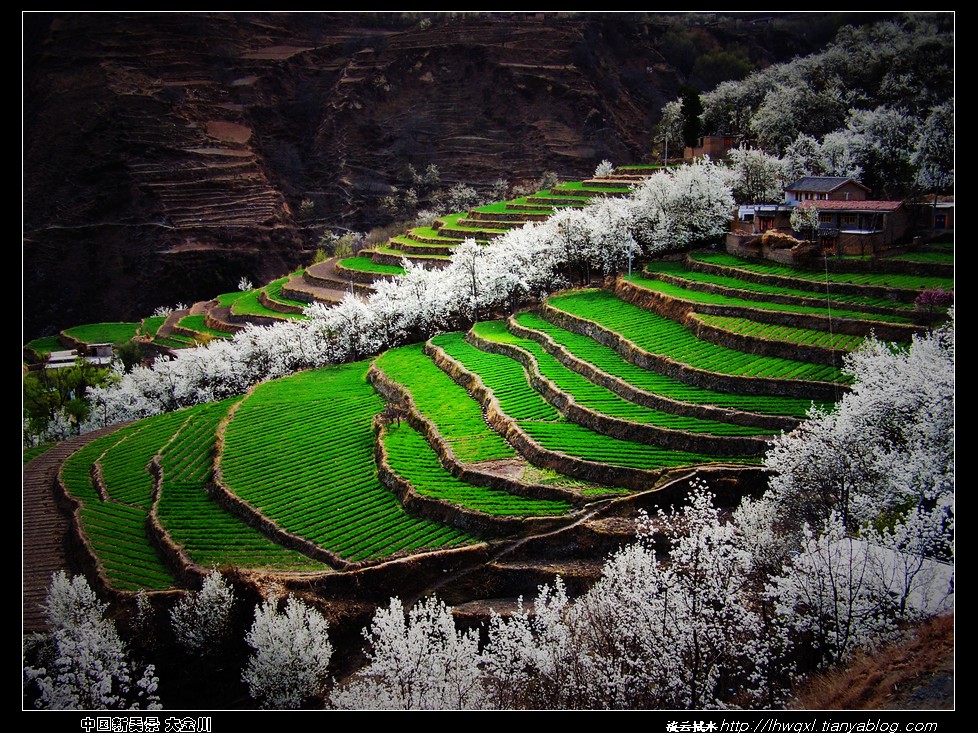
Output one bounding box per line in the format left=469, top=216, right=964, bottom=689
left=766, top=512, right=902, bottom=669
left=78, top=158, right=734, bottom=431
left=242, top=595, right=334, bottom=709
left=783, top=134, right=830, bottom=181
left=330, top=596, right=485, bottom=710
left=763, top=312, right=954, bottom=538
left=630, top=158, right=734, bottom=255
left=727, top=146, right=787, bottom=204
left=169, top=569, right=236, bottom=657
left=480, top=578, right=580, bottom=710
left=24, top=571, right=161, bottom=710
left=593, top=159, right=615, bottom=178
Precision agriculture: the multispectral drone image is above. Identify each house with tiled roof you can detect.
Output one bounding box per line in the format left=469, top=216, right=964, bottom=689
left=784, top=176, right=871, bottom=204
left=798, top=199, right=910, bottom=255
left=734, top=176, right=912, bottom=254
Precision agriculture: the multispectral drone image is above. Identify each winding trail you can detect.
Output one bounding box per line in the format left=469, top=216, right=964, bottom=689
left=22, top=425, right=122, bottom=633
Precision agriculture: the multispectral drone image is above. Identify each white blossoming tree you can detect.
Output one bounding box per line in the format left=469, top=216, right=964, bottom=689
left=242, top=595, right=334, bottom=709
left=330, top=596, right=485, bottom=710
left=24, top=571, right=161, bottom=710
left=169, top=569, right=236, bottom=656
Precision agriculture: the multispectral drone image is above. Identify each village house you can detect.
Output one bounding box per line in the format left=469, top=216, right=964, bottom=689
left=799, top=199, right=910, bottom=255
left=733, top=176, right=917, bottom=255
left=684, top=134, right=740, bottom=162
left=784, top=176, right=870, bottom=203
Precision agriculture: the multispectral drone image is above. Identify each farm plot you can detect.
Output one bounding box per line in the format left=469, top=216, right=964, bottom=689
left=219, top=360, right=476, bottom=562
left=383, top=421, right=572, bottom=517
left=157, top=399, right=326, bottom=571
left=547, top=290, right=847, bottom=384
left=177, top=314, right=233, bottom=340
left=513, top=312, right=828, bottom=418
left=62, top=322, right=139, bottom=346
left=632, top=266, right=915, bottom=324
left=692, top=314, right=868, bottom=352
left=473, top=321, right=771, bottom=437
left=431, top=332, right=758, bottom=471
left=60, top=430, right=176, bottom=591
left=338, top=257, right=406, bottom=276
left=690, top=252, right=954, bottom=291
left=642, top=260, right=918, bottom=314
left=374, top=344, right=517, bottom=464
left=99, top=409, right=193, bottom=508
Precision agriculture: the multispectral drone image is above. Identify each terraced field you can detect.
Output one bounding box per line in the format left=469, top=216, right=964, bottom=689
left=31, top=185, right=952, bottom=602
left=689, top=252, right=954, bottom=294
left=547, top=289, right=846, bottom=384
left=219, top=361, right=477, bottom=563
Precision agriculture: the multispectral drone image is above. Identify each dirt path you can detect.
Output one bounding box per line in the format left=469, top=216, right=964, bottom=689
left=22, top=425, right=122, bottom=633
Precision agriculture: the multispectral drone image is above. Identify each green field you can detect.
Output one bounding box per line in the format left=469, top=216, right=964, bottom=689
left=231, top=288, right=306, bottom=320
left=177, top=315, right=233, bottom=340
left=692, top=314, right=867, bottom=351
left=547, top=290, right=846, bottom=384
left=63, top=322, right=139, bottom=346
left=639, top=261, right=917, bottom=320
left=60, top=428, right=176, bottom=591
left=339, top=257, right=407, bottom=276
left=691, top=252, right=954, bottom=291
left=25, top=335, right=63, bottom=358
left=432, top=331, right=759, bottom=471
left=513, top=312, right=828, bottom=418
left=219, top=360, right=476, bottom=562
left=473, top=321, right=772, bottom=437
left=375, top=344, right=517, bottom=464
left=157, top=399, right=327, bottom=571
left=383, top=421, right=572, bottom=517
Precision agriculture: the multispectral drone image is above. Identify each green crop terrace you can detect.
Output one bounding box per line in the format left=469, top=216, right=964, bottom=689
left=474, top=321, right=772, bottom=437
left=219, top=360, right=476, bottom=562
left=690, top=252, right=954, bottom=292
left=637, top=262, right=917, bottom=323
left=640, top=261, right=918, bottom=314
left=338, top=257, right=407, bottom=276
left=512, top=312, right=829, bottom=418
left=431, top=331, right=759, bottom=471
left=383, top=421, right=572, bottom=517
left=63, top=322, right=140, bottom=346
left=176, top=315, right=233, bottom=340
left=60, top=424, right=178, bottom=591
left=157, top=398, right=327, bottom=571
left=547, top=290, right=847, bottom=384
left=374, top=344, right=517, bottom=464
left=691, top=314, right=868, bottom=352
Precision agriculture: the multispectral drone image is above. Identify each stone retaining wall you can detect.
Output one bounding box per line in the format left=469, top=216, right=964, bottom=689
left=147, top=458, right=207, bottom=586
left=204, top=311, right=244, bottom=334
left=539, top=302, right=842, bottom=401
left=508, top=312, right=798, bottom=432
left=466, top=328, right=770, bottom=457
left=258, top=290, right=305, bottom=314
left=373, top=416, right=571, bottom=539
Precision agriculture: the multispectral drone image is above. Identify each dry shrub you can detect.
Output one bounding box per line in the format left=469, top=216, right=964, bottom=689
left=761, top=230, right=802, bottom=250
left=789, top=614, right=954, bottom=710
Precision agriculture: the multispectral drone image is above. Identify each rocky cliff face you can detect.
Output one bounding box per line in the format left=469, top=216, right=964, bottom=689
left=23, top=11, right=835, bottom=339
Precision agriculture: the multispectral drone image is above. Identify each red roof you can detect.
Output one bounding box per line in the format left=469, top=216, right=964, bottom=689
left=800, top=200, right=903, bottom=212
